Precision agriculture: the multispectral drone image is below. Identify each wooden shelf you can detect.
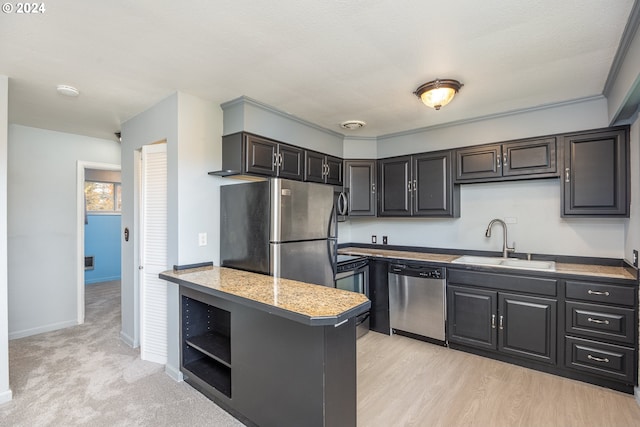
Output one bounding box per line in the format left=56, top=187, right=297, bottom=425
left=186, top=331, right=231, bottom=367
left=184, top=358, right=232, bottom=398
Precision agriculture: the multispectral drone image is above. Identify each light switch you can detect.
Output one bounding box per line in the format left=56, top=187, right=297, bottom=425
left=198, top=232, right=207, bottom=246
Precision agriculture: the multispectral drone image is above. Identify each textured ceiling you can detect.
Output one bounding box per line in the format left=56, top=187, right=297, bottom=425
left=0, top=0, right=636, bottom=141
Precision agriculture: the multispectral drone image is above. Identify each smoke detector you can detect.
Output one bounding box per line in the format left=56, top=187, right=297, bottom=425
left=56, top=85, right=80, bottom=97
left=340, top=120, right=366, bottom=130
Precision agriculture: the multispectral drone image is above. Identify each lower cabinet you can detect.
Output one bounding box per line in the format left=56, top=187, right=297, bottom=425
left=447, top=268, right=638, bottom=393
left=447, top=284, right=556, bottom=364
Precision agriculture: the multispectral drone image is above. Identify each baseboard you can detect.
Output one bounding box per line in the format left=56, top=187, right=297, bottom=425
left=9, top=319, right=77, bottom=340
left=165, top=363, right=184, bottom=382
left=0, top=389, right=12, bottom=405
left=119, top=330, right=137, bottom=348
left=635, top=386, right=640, bottom=407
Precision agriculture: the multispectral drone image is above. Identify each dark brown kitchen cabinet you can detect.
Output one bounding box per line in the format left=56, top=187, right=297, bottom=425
left=561, top=127, right=629, bottom=217
left=216, top=132, right=303, bottom=180
left=455, top=137, right=557, bottom=183
left=447, top=284, right=557, bottom=365
left=304, top=150, right=343, bottom=186
left=378, top=151, right=459, bottom=217
left=344, top=160, right=376, bottom=216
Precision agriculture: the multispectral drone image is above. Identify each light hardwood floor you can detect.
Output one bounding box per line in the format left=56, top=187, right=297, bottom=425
left=357, top=331, right=640, bottom=427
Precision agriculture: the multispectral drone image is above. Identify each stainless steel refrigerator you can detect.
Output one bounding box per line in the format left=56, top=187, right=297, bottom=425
left=220, top=178, right=337, bottom=287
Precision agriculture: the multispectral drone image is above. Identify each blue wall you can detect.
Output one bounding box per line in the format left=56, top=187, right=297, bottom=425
left=85, top=214, right=121, bottom=284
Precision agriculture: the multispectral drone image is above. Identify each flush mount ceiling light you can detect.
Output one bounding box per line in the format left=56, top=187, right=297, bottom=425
left=414, top=79, right=463, bottom=110
left=56, top=84, right=80, bottom=97
left=340, top=120, right=366, bottom=130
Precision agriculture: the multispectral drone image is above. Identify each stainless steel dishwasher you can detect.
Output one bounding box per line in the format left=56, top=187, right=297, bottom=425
left=388, top=263, right=446, bottom=344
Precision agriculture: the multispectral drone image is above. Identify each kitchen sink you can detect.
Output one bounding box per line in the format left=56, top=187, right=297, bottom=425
left=452, top=255, right=556, bottom=271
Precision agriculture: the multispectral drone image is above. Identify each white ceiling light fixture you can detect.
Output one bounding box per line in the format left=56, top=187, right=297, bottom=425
left=56, top=84, right=80, bottom=97
left=340, top=120, right=366, bottom=130
left=414, top=79, right=463, bottom=110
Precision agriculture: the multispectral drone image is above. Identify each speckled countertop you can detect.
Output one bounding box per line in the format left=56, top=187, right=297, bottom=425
left=339, top=247, right=638, bottom=281
left=160, top=266, right=370, bottom=326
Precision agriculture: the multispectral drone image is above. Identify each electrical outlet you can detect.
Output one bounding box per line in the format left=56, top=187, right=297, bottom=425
left=198, top=232, right=207, bottom=247
left=383, top=236, right=388, bottom=245
left=633, top=249, right=638, bottom=267
left=371, top=235, right=377, bottom=244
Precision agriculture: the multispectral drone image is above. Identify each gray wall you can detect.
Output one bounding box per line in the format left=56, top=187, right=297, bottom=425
left=7, top=125, right=120, bottom=338
left=0, top=75, right=10, bottom=404
left=340, top=97, right=631, bottom=259
left=120, top=92, right=222, bottom=380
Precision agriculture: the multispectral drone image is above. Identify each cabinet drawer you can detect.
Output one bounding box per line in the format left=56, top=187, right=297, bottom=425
left=565, top=337, right=635, bottom=383
left=565, top=301, right=635, bottom=345
left=565, top=280, right=635, bottom=307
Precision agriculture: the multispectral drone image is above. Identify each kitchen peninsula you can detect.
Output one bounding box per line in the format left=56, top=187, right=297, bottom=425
left=160, top=265, right=370, bottom=427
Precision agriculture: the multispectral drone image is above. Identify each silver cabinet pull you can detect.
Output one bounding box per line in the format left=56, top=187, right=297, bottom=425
left=491, top=314, right=496, bottom=329
left=496, top=157, right=501, bottom=168
left=413, top=179, right=417, bottom=191
left=371, top=183, right=376, bottom=193
left=587, top=290, right=610, bottom=296
left=503, top=153, right=507, bottom=166
left=587, top=354, right=609, bottom=363
left=278, top=153, right=283, bottom=167
left=407, top=181, right=412, bottom=190
left=565, top=167, right=570, bottom=183
left=273, top=153, right=279, bottom=167
left=587, top=317, right=610, bottom=325
left=499, top=315, right=504, bottom=330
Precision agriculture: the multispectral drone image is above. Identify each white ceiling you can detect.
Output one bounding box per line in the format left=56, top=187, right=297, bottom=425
left=1, top=0, right=636, bottom=141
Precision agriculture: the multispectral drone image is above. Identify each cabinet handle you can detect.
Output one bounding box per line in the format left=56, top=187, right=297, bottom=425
left=273, top=153, right=279, bottom=167
left=491, top=314, right=496, bottom=329
left=503, top=153, right=507, bottom=166
left=413, top=179, right=417, bottom=191
left=497, top=157, right=501, bottom=168
left=587, top=290, right=610, bottom=296
left=278, top=153, right=283, bottom=167
left=587, top=354, right=610, bottom=363
left=371, top=183, right=376, bottom=193
left=499, top=315, right=504, bottom=330
left=587, top=317, right=610, bottom=325
left=565, top=167, right=570, bottom=183
left=408, top=181, right=412, bottom=191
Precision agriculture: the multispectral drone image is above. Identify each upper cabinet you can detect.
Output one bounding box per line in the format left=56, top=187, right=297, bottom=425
left=245, top=133, right=304, bottom=180
left=304, top=150, right=343, bottom=186
left=344, top=160, right=377, bottom=217
left=455, top=137, right=558, bottom=183
left=378, top=151, right=459, bottom=218
left=561, top=127, right=629, bottom=217
left=212, top=132, right=341, bottom=186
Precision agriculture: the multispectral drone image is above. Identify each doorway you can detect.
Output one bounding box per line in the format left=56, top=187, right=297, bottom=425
left=76, top=161, right=121, bottom=325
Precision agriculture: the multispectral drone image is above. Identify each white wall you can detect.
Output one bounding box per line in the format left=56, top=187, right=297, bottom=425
left=121, top=92, right=222, bottom=381
left=0, top=76, right=11, bottom=404
left=341, top=97, right=627, bottom=259
left=7, top=125, right=120, bottom=338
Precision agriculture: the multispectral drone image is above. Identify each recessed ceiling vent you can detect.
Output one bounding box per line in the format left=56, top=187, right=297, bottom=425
left=340, top=120, right=366, bottom=130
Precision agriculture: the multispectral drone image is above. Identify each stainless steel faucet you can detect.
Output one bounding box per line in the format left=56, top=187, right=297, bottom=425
left=485, top=218, right=516, bottom=258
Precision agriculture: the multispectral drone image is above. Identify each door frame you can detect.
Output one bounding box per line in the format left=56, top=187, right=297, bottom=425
left=76, top=161, right=121, bottom=325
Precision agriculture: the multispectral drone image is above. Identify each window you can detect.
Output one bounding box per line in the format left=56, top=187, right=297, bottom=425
left=85, top=181, right=122, bottom=212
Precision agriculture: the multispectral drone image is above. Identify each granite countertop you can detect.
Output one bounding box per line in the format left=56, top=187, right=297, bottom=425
left=339, top=247, right=638, bottom=281
left=160, top=266, right=371, bottom=326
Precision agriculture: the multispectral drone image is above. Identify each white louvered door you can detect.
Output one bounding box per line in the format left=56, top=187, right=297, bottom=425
left=140, top=143, right=168, bottom=364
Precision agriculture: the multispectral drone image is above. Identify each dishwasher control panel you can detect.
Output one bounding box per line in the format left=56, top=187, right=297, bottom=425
left=389, top=264, right=445, bottom=280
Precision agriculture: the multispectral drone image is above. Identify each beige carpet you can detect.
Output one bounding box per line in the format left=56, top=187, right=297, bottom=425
left=0, top=281, right=245, bottom=427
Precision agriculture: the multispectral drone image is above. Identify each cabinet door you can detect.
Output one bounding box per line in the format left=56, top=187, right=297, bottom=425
left=413, top=151, right=458, bottom=217
left=454, top=144, right=502, bottom=182
left=325, top=155, right=343, bottom=186
left=378, top=156, right=411, bottom=216
left=277, top=144, right=304, bottom=181
left=304, top=150, right=327, bottom=183
left=447, top=285, right=497, bottom=350
left=498, top=293, right=557, bottom=364
left=502, top=137, right=557, bottom=177
left=245, top=135, right=277, bottom=176
left=562, top=128, right=628, bottom=217
left=344, top=160, right=376, bottom=216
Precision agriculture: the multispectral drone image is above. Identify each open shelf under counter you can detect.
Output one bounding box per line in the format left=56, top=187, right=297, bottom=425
left=186, top=331, right=231, bottom=367
left=183, top=358, right=232, bottom=398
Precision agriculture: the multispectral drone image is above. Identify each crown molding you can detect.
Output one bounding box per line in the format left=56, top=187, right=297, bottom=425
left=603, top=0, right=640, bottom=97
